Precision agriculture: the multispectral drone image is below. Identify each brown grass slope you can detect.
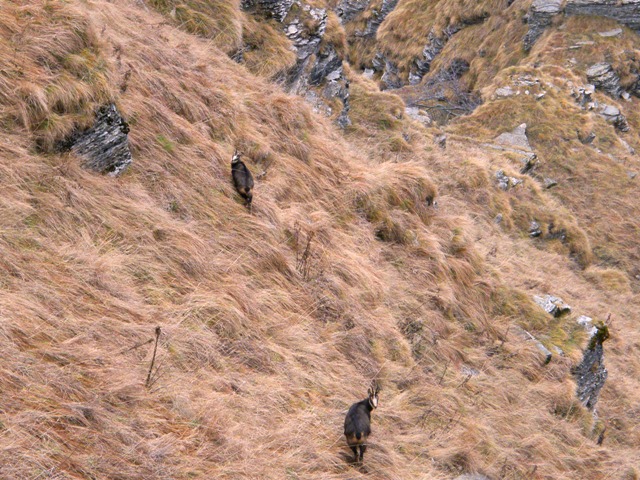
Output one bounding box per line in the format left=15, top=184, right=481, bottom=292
left=0, top=1, right=639, bottom=479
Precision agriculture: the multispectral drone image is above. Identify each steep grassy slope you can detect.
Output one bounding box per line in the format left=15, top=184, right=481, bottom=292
left=0, top=1, right=639, bottom=479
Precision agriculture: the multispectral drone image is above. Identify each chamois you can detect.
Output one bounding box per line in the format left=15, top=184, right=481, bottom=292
left=344, top=382, right=379, bottom=463
left=231, top=150, right=254, bottom=210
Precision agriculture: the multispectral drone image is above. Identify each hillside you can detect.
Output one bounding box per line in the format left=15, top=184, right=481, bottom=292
left=0, top=1, right=639, bottom=479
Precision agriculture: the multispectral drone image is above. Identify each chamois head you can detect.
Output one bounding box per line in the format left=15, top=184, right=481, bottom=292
left=231, top=149, right=242, bottom=164
left=368, top=382, right=380, bottom=409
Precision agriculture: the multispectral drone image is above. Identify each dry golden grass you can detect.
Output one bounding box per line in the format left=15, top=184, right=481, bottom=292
left=0, top=1, right=639, bottom=479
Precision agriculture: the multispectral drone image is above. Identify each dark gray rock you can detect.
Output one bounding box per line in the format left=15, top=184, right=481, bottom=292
left=69, top=104, right=132, bottom=176
left=355, top=0, right=399, bottom=37
left=241, top=0, right=295, bottom=22
left=309, top=45, right=343, bottom=86
left=533, top=294, right=571, bottom=317
left=565, top=0, right=640, bottom=32
left=574, top=322, right=610, bottom=410
left=377, top=54, right=403, bottom=90
left=573, top=84, right=596, bottom=108
left=409, top=24, right=463, bottom=85
left=543, top=177, right=558, bottom=189
left=523, top=0, right=563, bottom=51
left=586, top=63, right=623, bottom=98
left=335, top=0, right=371, bottom=23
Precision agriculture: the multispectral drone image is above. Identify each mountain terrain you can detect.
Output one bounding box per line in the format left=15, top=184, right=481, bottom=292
left=1, top=0, right=640, bottom=478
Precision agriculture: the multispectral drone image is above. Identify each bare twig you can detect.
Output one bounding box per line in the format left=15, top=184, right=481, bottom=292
left=118, top=338, right=153, bottom=355
left=145, top=326, right=161, bottom=388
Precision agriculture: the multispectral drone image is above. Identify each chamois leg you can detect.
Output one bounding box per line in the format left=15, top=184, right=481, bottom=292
left=350, top=446, right=359, bottom=463
left=359, top=443, right=367, bottom=462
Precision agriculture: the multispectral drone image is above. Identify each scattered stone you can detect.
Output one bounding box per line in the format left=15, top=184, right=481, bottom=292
left=574, top=321, right=610, bottom=410
left=523, top=0, right=563, bottom=51
left=529, top=221, right=542, bottom=238
left=496, top=86, right=515, bottom=98
left=494, top=123, right=533, bottom=152
left=586, top=63, right=623, bottom=98
left=461, top=365, right=480, bottom=377
left=454, top=474, right=491, bottom=480
left=533, top=294, right=571, bottom=317
left=629, top=171, right=638, bottom=179
left=362, top=68, right=374, bottom=79
left=573, top=84, right=595, bottom=108
left=535, top=92, right=546, bottom=100
left=405, top=106, right=432, bottom=126
left=543, top=177, right=558, bottom=189
left=68, top=104, right=132, bottom=176
left=578, top=131, right=596, bottom=145
left=598, top=28, right=623, bottom=38
left=496, top=170, right=522, bottom=191
left=553, top=345, right=565, bottom=356
left=494, top=213, right=503, bottom=224
left=434, top=133, right=447, bottom=149
left=515, top=326, right=553, bottom=365
left=622, top=91, right=631, bottom=101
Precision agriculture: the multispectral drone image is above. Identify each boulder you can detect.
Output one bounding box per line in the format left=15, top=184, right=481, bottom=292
left=586, top=63, right=623, bottom=98
left=494, top=123, right=533, bottom=152
left=599, top=104, right=630, bottom=132
left=533, top=294, right=571, bottom=317
left=69, top=104, right=132, bottom=177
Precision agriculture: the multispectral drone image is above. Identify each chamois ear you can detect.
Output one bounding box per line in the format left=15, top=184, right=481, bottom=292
left=368, top=387, right=373, bottom=397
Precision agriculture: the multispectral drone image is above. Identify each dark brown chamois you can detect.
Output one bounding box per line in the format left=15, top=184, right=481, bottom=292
left=344, top=382, right=379, bottom=463
left=231, top=150, right=254, bottom=210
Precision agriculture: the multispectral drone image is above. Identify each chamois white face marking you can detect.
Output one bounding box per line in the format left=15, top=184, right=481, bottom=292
left=368, top=388, right=378, bottom=408
left=232, top=150, right=241, bottom=164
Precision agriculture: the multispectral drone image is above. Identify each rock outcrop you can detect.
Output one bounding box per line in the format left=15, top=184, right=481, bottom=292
left=68, top=104, right=132, bottom=177
left=525, top=0, right=640, bottom=51
left=574, top=321, right=610, bottom=411
left=586, top=63, right=623, bottom=98
left=335, top=0, right=370, bottom=23
left=243, top=0, right=351, bottom=126
left=565, top=0, right=640, bottom=32
left=357, top=0, right=399, bottom=37
left=523, top=0, right=563, bottom=51
left=241, top=0, right=295, bottom=21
